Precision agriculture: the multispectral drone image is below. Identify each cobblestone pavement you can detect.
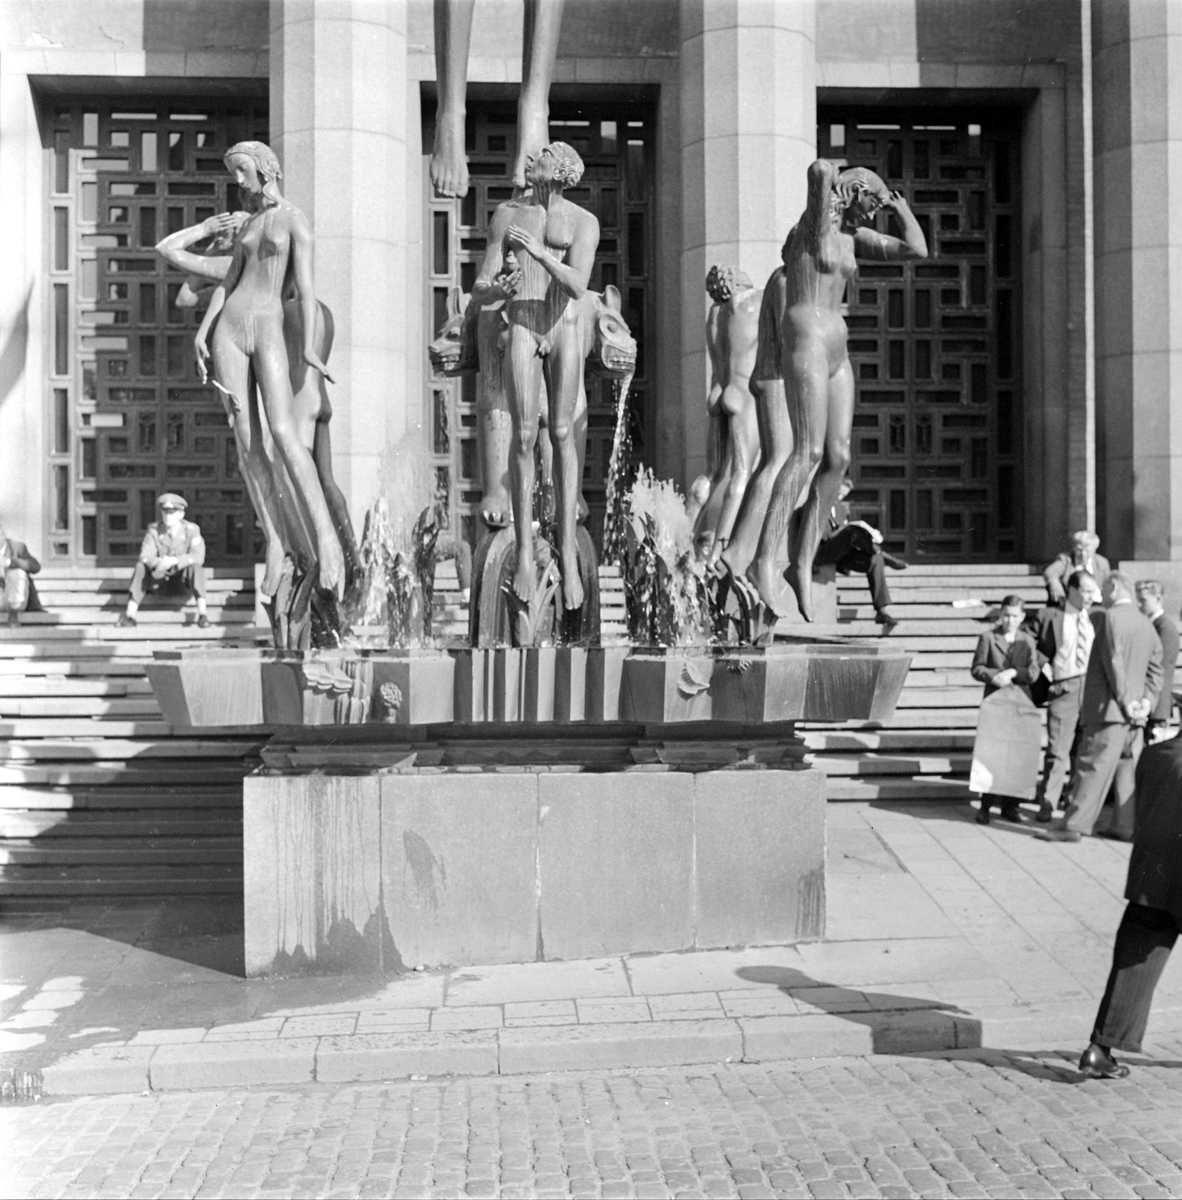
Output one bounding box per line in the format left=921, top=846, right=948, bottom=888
left=5, top=1046, right=1182, bottom=1200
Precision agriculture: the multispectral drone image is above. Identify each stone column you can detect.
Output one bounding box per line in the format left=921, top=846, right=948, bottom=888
left=1092, top=0, right=1182, bottom=561
left=0, top=71, right=46, bottom=547
left=270, top=0, right=411, bottom=526
left=678, top=0, right=816, bottom=487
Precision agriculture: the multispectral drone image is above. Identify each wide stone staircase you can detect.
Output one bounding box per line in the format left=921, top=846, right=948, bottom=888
left=0, top=559, right=1038, bottom=903
left=799, top=562, right=1049, bottom=803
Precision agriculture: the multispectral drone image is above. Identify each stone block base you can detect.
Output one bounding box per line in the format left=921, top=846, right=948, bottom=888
left=244, top=763, right=825, bottom=975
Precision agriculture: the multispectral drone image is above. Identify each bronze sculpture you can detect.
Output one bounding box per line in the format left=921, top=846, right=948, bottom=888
left=722, top=160, right=927, bottom=621
left=693, top=265, right=763, bottom=572
left=186, top=142, right=356, bottom=647
left=430, top=0, right=566, bottom=197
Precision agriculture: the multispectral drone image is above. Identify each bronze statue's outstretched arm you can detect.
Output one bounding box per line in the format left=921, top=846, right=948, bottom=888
left=854, top=191, right=928, bottom=261
left=802, top=158, right=840, bottom=248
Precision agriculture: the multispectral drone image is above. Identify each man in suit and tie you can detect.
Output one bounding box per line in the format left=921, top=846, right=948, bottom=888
left=1037, top=571, right=1163, bottom=843
left=1033, top=569, right=1102, bottom=823
left=1078, top=734, right=1182, bottom=1078
left=1043, top=530, right=1110, bottom=608
left=1135, top=579, right=1178, bottom=741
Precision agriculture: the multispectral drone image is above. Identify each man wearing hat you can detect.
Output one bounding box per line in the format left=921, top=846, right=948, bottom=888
left=117, top=494, right=209, bottom=628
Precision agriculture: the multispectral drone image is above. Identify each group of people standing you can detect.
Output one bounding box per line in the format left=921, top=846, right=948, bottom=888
left=970, top=530, right=1177, bottom=840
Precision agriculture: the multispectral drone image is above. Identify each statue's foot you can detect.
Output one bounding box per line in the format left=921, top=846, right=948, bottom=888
left=430, top=112, right=469, bottom=198
left=317, top=539, right=346, bottom=597
left=785, top=561, right=815, bottom=622
left=747, top=557, right=796, bottom=620
left=513, top=104, right=551, bottom=189
left=511, top=553, right=536, bottom=607
left=480, top=488, right=511, bottom=529
left=560, top=552, right=584, bottom=612
left=261, top=545, right=286, bottom=597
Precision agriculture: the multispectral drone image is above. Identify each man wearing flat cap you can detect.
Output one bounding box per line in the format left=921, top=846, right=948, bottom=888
left=117, top=493, right=209, bottom=628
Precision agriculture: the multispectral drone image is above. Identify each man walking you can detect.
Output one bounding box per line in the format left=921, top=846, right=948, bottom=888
left=1036, top=571, right=1162, bottom=843
left=1135, top=579, right=1178, bottom=740
left=117, top=494, right=209, bottom=628
left=1033, top=569, right=1101, bottom=822
left=1077, top=734, right=1182, bottom=1078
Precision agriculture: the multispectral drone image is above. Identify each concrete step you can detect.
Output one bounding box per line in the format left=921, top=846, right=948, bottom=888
left=0, top=811, right=243, bottom=838
left=801, top=730, right=975, bottom=752
left=825, top=776, right=972, bottom=801
left=0, top=698, right=161, bottom=718
left=0, top=738, right=263, bottom=762
left=810, top=753, right=971, bottom=776
left=0, top=763, right=250, bottom=787
left=0, top=839, right=243, bottom=866
left=14, top=610, right=256, bottom=626
left=0, top=678, right=155, bottom=698
left=0, top=660, right=149, bottom=676
left=0, top=627, right=265, bottom=644
left=0, top=785, right=243, bottom=810
left=0, top=864, right=242, bottom=895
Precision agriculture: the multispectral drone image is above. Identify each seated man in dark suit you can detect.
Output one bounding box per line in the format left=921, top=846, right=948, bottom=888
left=1078, top=734, right=1182, bottom=1078
left=1135, top=579, right=1178, bottom=741
left=1037, top=571, right=1163, bottom=842
left=1043, top=529, right=1110, bottom=608
left=1033, top=569, right=1102, bottom=822
left=0, top=521, right=45, bottom=626
left=814, top=477, right=907, bottom=626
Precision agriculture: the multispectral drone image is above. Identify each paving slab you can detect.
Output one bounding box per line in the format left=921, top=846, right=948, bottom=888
left=9, top=800, right=1182, bottom=1096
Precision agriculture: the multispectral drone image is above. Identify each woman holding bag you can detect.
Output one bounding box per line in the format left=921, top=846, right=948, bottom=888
left=970, top=594, right=1041, bottom=824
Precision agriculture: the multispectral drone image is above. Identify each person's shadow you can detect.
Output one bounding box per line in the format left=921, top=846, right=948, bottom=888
left=735, top=964, right=981, bottom=1052
left=735, top=965, right=1181, bottom=1083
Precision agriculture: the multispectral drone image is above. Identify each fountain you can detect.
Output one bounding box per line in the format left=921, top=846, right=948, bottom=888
left=142, top=71, right=913, bottom=976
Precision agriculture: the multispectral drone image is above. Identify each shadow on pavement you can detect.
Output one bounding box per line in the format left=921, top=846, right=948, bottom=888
left=734, top=963, right=983, bottom=1053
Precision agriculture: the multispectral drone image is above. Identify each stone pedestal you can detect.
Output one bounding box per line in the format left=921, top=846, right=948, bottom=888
left=244, top=747, right=826, bottom=975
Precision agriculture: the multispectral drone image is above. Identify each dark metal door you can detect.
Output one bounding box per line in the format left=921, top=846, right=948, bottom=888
left=818, top=110, right=1023, bottom=561
left=47, top=97, right=268, bottom=567
left=424, top=99, right=655, bottom=552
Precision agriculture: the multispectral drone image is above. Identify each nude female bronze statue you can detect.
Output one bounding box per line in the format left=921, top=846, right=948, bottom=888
left=694, top=265, right=763, bottom=571
left=467, top=141, right=600, bottom=633
left=158, top=212, right=358, bottom=606
left=190, top=142, right=352, bottom=644
left=721, top=160, right=927, bottom=621
left=430, top=0, right=566, bottom=197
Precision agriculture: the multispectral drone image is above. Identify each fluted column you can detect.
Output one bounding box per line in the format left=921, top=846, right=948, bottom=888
left=679, top=0, right=816, bottom=485
left=271, top=0, right=410, bottom=524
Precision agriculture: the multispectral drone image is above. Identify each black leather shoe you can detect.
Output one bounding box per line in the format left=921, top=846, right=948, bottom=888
left=1079, top=1043, right=1130, bottom=1079
left=882, top=553, right=908, bottom=571
left=196, top=614, right=211, bottom=628
left=999, top=806, right=1023, bottom=824
left=116, top=614, right=137, bottom=628
left=1035, top=803, right=1053, bottom=823
left=975, top=809, right=991, bottom=825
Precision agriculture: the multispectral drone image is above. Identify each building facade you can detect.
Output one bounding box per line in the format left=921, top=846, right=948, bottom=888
left=1, top=0, right=1179, bottom=578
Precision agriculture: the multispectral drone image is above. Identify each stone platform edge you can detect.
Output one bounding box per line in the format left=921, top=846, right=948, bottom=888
left=29, top=1000, right=1182, bottom=1098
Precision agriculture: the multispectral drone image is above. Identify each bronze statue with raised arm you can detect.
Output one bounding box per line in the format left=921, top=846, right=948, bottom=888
left=722, top=160, right=927, bottom=622
left=430, top=0, right=566, bottom=197
left=465, top=141, right=600, bottom=641
left=190, top=141, right=354, bottom=647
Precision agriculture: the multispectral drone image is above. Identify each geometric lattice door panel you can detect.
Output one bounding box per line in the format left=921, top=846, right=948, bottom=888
left=818, top=110, right=1023, bottom=561
left=45, top=97, right=267, bottom=567
left=424, top=98, right=656, bottom=553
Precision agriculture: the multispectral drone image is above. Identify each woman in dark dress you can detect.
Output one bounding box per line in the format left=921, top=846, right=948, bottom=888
left=970, top=593, right=1041, bottom=824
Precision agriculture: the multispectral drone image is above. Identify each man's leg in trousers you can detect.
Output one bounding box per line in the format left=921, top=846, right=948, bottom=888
left=128, top=562, right=151, bottom=605
left=1040, top=678, right=1083, bottom=808
left=866, top=552, right=891, bottom=613
left=1063, top=723, right=1129, bottom=835
left=1098, top=726, right=1144, bottom=840
left=1092, top=902, right=1180, bottom=1054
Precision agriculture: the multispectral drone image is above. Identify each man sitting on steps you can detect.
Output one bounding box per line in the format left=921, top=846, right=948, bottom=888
left=117, top=494, right=209, bottom=628
left=0, top=521, right=45, bottom=626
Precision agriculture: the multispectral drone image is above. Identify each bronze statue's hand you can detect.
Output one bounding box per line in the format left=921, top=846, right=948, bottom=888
left=303, top=347, right=335, bottom=385
left=507, top=225, right=544, bottom=260
left=886, top=190, right=911, bottom=213
left=194, top=334, right=210, bottom=383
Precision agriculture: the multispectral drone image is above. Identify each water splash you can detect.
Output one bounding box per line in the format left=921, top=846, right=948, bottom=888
left=601, top=370, right=635, bottom=565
